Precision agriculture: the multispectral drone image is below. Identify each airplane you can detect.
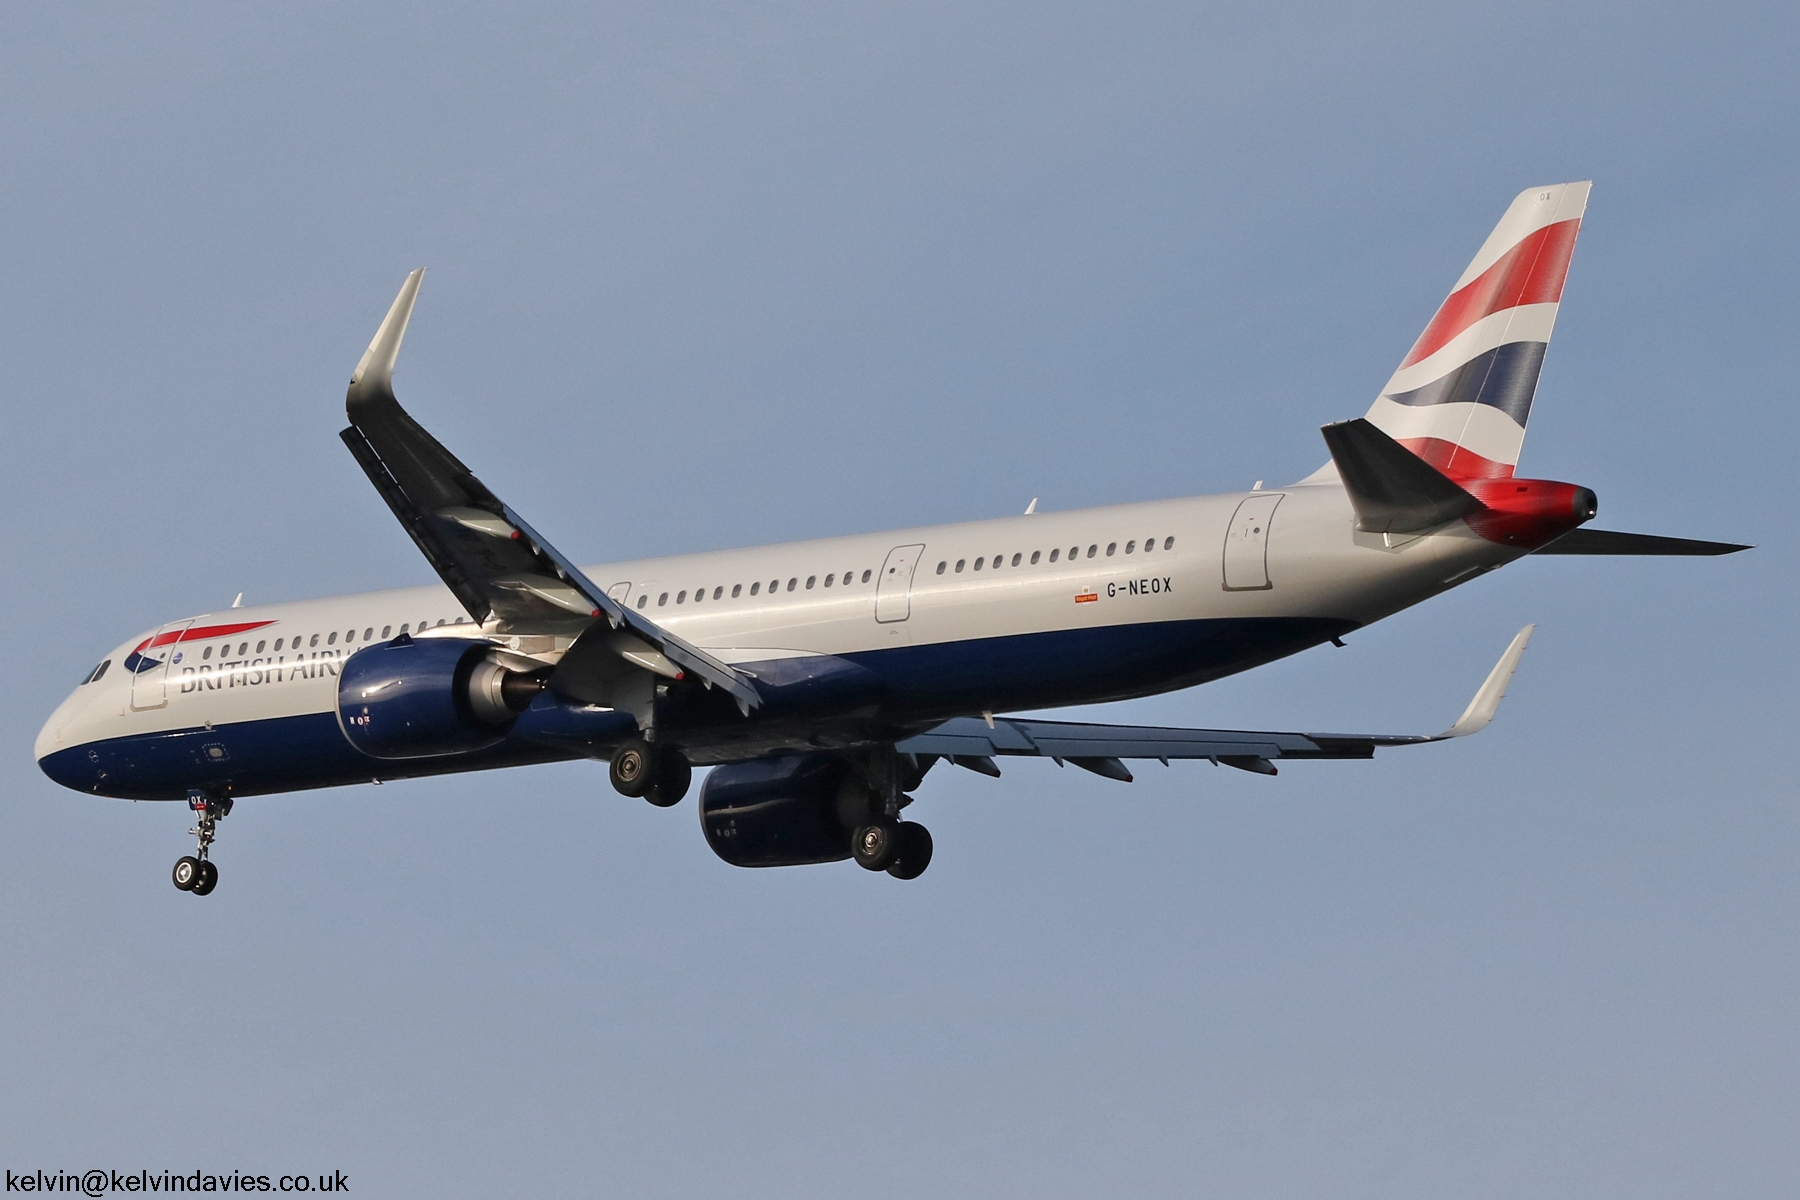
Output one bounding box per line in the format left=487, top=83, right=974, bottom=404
left=36, top=181, right=1747, bottom=895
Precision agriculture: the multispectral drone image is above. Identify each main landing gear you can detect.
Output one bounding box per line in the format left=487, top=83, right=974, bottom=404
left=851, top=747, right=934, bottom=880
left=852, top=818, right=933, bottom=880
left=172, top=791, right=231, bottom=896
left=609, top=737, right=692, bottom=808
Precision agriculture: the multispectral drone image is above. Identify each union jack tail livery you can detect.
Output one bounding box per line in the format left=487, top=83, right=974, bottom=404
left=1364, top=182, right=1591, bottom=482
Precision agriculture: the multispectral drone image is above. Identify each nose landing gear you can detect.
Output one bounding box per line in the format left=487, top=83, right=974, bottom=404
left=172, top=791, right=230, bottom=896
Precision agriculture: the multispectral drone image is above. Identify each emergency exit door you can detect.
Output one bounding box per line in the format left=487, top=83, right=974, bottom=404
left=1222, top=494, right=1283, bottom=590
left=875, top=544, right=925, bottom=622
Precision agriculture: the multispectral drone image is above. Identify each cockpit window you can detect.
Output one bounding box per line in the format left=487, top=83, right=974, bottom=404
left=82, top=660, right=111, bottom=685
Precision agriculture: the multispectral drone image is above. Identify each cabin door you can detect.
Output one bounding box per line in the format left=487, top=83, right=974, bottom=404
left=129, top=621, right=193, bottom=711
left=1222, top=494, right=1284, bottom=591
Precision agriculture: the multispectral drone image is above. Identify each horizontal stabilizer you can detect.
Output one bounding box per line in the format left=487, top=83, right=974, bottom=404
left=1321, top=418, right=1482, bottom=534
left=1534, top=529, right=1751, bottom=556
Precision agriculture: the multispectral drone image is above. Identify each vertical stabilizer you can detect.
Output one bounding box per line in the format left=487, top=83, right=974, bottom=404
left=1359, top=183, right=1590, bottom=482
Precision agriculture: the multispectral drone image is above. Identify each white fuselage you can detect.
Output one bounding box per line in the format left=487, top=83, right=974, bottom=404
left=37, top=480, right=1518, bottom=796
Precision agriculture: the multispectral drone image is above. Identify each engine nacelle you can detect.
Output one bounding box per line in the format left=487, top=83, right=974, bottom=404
left=337, top=636, right=543, bottom=760
left=699, top=754, right=874, bottom=868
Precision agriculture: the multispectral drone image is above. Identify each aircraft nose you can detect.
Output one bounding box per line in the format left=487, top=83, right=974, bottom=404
left=38, top=742, right=95, bottom=792
left=35, top=687, right=99, bottom=792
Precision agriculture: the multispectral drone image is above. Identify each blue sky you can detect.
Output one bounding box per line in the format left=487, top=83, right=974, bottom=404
left=3, top=3, right=1795, bottom=1196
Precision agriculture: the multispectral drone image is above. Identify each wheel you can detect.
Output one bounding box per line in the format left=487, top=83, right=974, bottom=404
left=190, top=860, right=219, bottom=896
left=609, top=738, right=658, bottom=798
left=851, top=820, right=899, bottom=871
left=886, top=822, right=933, bottom=880
left=172, top=856, right=200, bottom=891
left=644, top=750, right=691, bottom=807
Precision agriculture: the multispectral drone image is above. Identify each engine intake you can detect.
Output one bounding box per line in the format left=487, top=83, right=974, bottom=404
left=337, top=636, right=545, bottom=759
left=699, top=754, right=873, bottom=868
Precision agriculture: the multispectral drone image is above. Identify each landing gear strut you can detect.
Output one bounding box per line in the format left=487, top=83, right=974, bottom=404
left=172, top=791, right=230, bottom=896
left=850, top=747, right=934, bottom=880
left=609, top=738, right=692, bottom=807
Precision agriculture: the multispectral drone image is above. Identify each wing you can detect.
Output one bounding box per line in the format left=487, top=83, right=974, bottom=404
left=1533, top=529, right=1750, bottom=556
left=898, top=625, right=1535, bottom=781
left=338, top=270, right=761, bottom=713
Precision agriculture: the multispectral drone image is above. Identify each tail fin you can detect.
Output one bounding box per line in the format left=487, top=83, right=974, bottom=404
left=1362, top=182, right=1590, bottom=482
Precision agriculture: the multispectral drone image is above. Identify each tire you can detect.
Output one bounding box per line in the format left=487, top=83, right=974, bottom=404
left=191, top=860, right=219, bottom=896
left=172, top=856, right=200, bottom=891
left=886, top=822, right=933, bottom=880
left=644, top=750, right=691, bottom=807
left=609, top=738, right=657, bottom=798
left=851, top=821, right=899, bottom=871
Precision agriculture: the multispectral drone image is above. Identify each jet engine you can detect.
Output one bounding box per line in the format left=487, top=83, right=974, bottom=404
left=337, top=636, right=545, bottom=759
left=698, top=754, right=873, bottom=868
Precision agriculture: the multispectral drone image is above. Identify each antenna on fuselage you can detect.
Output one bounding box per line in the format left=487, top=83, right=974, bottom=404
left=1023, top=498, right=1038, bottom=515
left=231, top=593, right=243, bottom=608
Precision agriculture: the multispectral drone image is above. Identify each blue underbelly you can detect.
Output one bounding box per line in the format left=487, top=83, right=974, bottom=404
left=40, top=616, right=1352, bottom=800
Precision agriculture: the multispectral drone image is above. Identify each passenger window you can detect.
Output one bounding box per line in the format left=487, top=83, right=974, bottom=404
left=771, top=579, right=780, bottom=593
left=256, top=640, right=266, bottom=653
left=381, top=626, right=391, bottom=638
left=677, top=590, right=687, bottom=604
left=732, top=584, right=742, bottom=598
left=826, top=573, right=837, bottom=586
left=310, top=634, right=320, bottom=647
left=1011, top=553, right=1021, bottom=566
left=437, top=619, right=447, bottom=626
left=787, top=578, right=797, bottom=592
left=713, top=586, right=723, bottom=600
left=1069, top=546, right=1079, bottom=559
left=1049, top=548, right=1059, bottom=562
left=955, top=559, right=965, bottom=573
left=362, top=628, right=372, bottom=640
left=935, top=563, right=946, bottom=575
left=1106, top=543, right=1116, bottom=556
left=1087, top=545, right=1097, bottom=558
left=328, top=632, right=338, bottom=645
left=750, top=582, right=761, bottom=596
left=203, top=646, right=213, bottom=660
left=1164, top=536, right=1175, bottom=549
left=1030, top=551, right=1041, bottom=564
left=240, top=642, right=249, bottom=655
left=658, top=593, right=669, bottom=606
left=1145, top=535, right=1155, bottom=550
left=806, top=576, right=816, bottom=589
left=274, top=638, right=284, bottom=651
left=861, top=569, right=871, bottom=583
left=398, top=625, right=408, bottom=635
left=637, top=595, right=648, bottom=609
left=974, top=557, right=984, bottom=570
left=1125, top=540, right=1136, bottom=554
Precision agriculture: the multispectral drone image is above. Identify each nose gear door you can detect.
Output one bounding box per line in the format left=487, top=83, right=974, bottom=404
left=129, top=621, right=193, bottom=711
left=875, top=544, right=926, bottom=623
left=1222, top=494, right=1283, bottom=591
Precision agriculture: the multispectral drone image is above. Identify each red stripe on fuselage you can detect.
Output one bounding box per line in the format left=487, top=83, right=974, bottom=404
left=135, top=619, right=278, bottom=653
left=1401, top=219, right=1581, bottom=369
